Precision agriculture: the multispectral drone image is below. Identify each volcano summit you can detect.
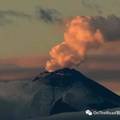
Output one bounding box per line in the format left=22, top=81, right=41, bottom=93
left=34, top=68, right=120, bottom=115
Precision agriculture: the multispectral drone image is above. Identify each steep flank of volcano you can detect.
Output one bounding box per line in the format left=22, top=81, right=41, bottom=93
left=33, top=68, right=120, bottom=115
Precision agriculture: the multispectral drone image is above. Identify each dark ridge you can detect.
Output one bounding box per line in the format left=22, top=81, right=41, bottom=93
left=33, top=68, right=119, bottom=95
left=33, top=68, right=120, bottom=104
left=32, top=68, right=120, bottom=115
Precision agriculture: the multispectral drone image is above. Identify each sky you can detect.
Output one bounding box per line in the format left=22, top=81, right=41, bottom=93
left=0, top=0, right=120, bottom=94
left=0, top=0, right=120, bottom=58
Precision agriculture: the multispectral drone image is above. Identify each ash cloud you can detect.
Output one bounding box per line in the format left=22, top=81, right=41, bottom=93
left=90, top=15, right=120, bottom=41
left=46, top=16, right=104, bottom=72
left=46, top=16, right=120, bottom=72
left=36, top=7, right=62, bottom=24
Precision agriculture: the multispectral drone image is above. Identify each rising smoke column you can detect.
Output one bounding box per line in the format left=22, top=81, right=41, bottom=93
left=46, top=16, right=104, bottom=72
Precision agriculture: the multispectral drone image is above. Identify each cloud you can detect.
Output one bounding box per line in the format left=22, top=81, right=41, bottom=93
left=0, top=13, right=12, bottom=26
left=0, top=55, right=48, bottom=68
left=81, top=0, right=103, bottom=14
left=0, top=66, right=41, bottom=81
left=36, top=7, right=62, bottom=24
left=77, top=48, right=120, bottom=82
left=86, top=69, right=120, bottom=81
left=101, top=81, right=120, bottom=94
left=45, top=16, right=120, bottom=72
left=0, top=10, right=32, bottom=18
left=0, top=9, right=32, bottom=26
left=90, top=15, right=120, bottom=41
left=0, top=56, right=46, bottom=81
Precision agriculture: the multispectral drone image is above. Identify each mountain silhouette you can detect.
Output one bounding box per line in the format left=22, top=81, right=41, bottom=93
left=34, top=68, right=120, bottom=115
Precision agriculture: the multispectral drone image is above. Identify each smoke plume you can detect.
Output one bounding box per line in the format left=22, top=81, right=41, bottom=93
left=46, top=16, right=120, bottom=72
left=46, top=16, right=104, bottom=72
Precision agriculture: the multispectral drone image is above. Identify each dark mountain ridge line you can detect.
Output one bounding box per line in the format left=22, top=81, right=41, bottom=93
left=33, top=68, right=120, bottom=97
left=33, top=68, right=120, bottom=110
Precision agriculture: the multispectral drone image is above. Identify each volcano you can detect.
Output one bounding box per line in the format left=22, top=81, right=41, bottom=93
left=34, top=68, right=120, bottom=115
left=0, top=68, right=119, bottom=120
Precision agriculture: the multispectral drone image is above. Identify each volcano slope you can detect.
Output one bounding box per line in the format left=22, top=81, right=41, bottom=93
left=32, top=68, right=120, bottom=115
left=0, top=68, right=120, bottom=120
